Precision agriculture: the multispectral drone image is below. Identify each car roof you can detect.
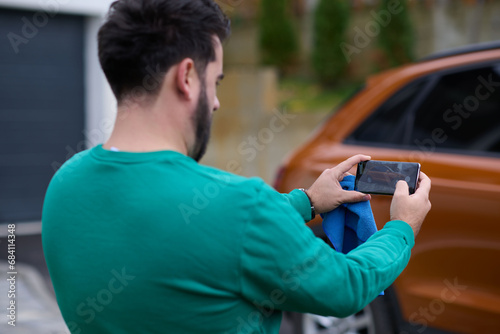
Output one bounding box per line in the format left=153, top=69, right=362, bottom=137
left=366, top=47, right=500, bottom=90
left=420, top=40, right=500, bottom=62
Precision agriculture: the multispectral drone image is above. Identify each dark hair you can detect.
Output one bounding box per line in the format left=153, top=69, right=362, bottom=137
left=98, top=0, right=230, bottom=102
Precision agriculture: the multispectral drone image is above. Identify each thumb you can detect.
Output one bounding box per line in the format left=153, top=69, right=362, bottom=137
left=394, top=180, right=409, bottom=196
left=341, top=190, right=371, bottom=204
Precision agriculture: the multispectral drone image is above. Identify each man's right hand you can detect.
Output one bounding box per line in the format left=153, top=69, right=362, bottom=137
left=390, top=172, right=432, bottom=238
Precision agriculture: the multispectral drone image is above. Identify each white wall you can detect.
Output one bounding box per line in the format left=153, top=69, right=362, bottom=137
left=0, top=0, right=114, bottom=16
left=0, top=0, right=117, bottom=148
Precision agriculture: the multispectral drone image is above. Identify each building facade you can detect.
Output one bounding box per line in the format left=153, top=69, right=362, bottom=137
left=0, top=0, right=115, bottom=230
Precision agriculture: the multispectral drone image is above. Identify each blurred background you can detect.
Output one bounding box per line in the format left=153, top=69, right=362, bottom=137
left=207, top=0, right=500, bottom=183
left=0, top=0, right=499, bottom=333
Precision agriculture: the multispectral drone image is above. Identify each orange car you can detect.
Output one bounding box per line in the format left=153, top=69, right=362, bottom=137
left=275, top=42, right=500, bottom=334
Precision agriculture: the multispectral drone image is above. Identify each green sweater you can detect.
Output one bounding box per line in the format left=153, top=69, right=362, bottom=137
left=42, top=145, right=415, bottom=334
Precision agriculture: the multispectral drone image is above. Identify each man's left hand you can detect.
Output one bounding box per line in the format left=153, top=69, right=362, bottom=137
left=305, top=154, right=372, bottom=214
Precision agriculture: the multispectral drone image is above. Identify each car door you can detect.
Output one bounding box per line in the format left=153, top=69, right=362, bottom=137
left=345, top=62, right=500, bottom=333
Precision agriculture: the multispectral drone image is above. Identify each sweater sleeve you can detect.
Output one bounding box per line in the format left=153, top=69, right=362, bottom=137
left=281, top=189, right=312, bottom=222
left=240, top=181, right=414, bottom=317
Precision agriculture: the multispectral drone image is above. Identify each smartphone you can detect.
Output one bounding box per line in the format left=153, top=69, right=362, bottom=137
left=355, top=160, right=421, bottom=195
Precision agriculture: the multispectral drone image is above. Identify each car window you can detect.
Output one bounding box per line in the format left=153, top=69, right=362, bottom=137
left=346, top=78, right=428, bottom=145
left=410, top=64, right=500, bottom=154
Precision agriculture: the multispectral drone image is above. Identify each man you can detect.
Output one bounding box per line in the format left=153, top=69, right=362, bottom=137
left=42, top=0, right=431, bottom=333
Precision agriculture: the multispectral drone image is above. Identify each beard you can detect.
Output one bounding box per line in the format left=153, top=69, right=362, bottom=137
left=188, top=81, right=212, bottom=162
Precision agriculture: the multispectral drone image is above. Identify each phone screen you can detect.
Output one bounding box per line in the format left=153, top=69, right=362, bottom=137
left=355, top=160, right=421, bottom=195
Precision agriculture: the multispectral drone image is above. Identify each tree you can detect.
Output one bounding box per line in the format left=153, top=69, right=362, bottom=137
left=311, top=0, right=350, bottom=86
left=258, top=0, right=298, bottom=72
left=378, top=0, right=415, bottom=67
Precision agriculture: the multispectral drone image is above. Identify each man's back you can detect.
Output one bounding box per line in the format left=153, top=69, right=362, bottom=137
left=43, top=145, right=284, bottom=333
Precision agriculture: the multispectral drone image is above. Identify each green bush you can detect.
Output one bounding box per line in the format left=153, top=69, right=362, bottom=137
left=378, top=0, right=415, bottom=67
left=311, top=0, right=350, bottom=86
left=258, top=0, right=298, bottom=72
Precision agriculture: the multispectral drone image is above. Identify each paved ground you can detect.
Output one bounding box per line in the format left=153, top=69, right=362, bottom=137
left=0, top=261, right=69, bottom=334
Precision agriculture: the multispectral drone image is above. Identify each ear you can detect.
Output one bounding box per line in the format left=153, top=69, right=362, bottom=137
left=176, top=58, right=197, bottom=101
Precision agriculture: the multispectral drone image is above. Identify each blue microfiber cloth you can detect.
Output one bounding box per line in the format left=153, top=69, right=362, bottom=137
left=321, top=175, right=377, bottom=253
left=321, top=175, right=383, bottom=295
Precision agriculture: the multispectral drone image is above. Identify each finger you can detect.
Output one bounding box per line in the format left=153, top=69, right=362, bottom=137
left=394, top=180, right=409, bottom=196
left=415, top=172, right=431, bottom=195
left=340, top=190, right=371, bottom=204
left=334, top=154, right=371, bottom=179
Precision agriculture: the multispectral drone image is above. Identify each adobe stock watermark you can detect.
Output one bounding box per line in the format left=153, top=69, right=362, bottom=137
left=66, top=267, right=136, bottom=334
left=7, top=0, right=71, bottom=54
left=404, top=73, right=500, bottom=162
left=231, top=289, right=286, bottom=334
left=229, top=249, right=329, bottom=334
left=50, top=114, right=115, bottom=182
left=340, top=0, right=404, bottom=64
left=6, top=0, right=241, bottom=54
left=178, top=108, right=296, bottom=224
left=236, top=108, right=296, bottom=163
left=50, top=64, right=166, bottom=181
left=403, top=277, right=467, bottom=334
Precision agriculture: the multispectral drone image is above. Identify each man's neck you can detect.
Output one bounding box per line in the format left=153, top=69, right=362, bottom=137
left=103, top=105, right=188, bottom=154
